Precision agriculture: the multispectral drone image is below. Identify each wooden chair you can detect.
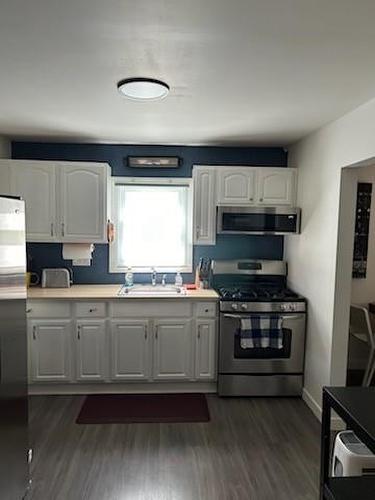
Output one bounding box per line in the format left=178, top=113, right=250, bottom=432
left=349, top=305, right=375, bottom=386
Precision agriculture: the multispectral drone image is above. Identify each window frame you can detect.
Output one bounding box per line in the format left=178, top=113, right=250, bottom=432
left=109, top=176, right=194, bottom=274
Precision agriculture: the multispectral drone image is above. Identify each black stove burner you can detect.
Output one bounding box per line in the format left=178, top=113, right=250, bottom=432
left=218, top=286, right=301, bottom=302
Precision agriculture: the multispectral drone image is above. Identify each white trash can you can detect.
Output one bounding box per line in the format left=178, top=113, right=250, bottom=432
left=332, top=430, right=375, bottom=477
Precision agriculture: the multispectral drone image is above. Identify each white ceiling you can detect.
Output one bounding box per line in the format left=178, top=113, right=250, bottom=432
left=1, top=0, right=375, bottom=146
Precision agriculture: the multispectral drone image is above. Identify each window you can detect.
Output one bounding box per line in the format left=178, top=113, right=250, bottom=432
left=110, top=177, right=193, bottom=273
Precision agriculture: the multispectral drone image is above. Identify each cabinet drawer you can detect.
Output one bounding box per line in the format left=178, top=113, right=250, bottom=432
left=195, top=302, right=217, bottom=317
left=26, top=301, right=71, bottom=318
left=76, top=302, right=106, bottom=318
left=111, top=300, right=192, bottom=318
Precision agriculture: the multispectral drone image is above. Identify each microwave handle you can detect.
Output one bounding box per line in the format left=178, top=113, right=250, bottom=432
left=223, top=313, right=304, bottom=320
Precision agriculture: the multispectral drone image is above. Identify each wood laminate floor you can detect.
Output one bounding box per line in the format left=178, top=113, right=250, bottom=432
left=28, top=395, right=320, bottom=500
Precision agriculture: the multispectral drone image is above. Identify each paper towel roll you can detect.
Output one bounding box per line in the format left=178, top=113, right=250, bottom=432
left=62, top=243, right=94, bottom=261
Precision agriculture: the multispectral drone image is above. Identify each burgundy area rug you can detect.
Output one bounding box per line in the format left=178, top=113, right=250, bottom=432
left=76, top=393, right=210, bottom=424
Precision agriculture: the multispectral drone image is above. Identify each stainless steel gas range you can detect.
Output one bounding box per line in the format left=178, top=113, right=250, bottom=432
left=212, top=259, right=307, bottom=397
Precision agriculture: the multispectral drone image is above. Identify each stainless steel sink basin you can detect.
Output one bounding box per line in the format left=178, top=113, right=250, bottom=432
left=117, top=284, right=186, bottom=296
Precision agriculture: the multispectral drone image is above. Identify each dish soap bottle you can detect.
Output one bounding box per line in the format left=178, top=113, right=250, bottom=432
left=125, top=267, right=134, bottom=287
left=175, top=271, right=183, bottom=287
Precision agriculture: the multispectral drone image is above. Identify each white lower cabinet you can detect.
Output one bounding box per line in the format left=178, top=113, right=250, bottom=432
left=110, top=320, right=150, bottom=380
left=28, top=299, right=218, bottom=387
left=76, top=320, right=107, bottom=381
left=29, top=320, right=72, bottom=382
left=152, top=319, right=193, bottom=380
left=195, top=319, right=217, bottom=380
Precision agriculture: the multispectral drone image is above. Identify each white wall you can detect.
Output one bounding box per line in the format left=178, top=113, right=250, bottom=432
left=285, top=96, right=375, bottom=419
left=0, top=136, right=10, bottom=158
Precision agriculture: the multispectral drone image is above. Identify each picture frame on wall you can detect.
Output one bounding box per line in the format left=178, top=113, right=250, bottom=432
left=352, top=182, right=372, bottom=279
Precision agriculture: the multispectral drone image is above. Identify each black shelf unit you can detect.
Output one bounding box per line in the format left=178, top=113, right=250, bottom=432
left=320, top=387, right=375, bottom=499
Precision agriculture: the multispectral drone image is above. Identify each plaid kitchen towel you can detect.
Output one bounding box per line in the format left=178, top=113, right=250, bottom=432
left=239, top=316, right=283, bottom=349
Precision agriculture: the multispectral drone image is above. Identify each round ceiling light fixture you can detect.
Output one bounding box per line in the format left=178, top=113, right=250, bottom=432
left=117, top=78, right=170, bottom=101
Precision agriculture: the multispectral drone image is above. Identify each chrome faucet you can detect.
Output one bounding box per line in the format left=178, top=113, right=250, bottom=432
left=162, top=274, right=167, bottom=286
left=151, top=267, right=157, bottom=286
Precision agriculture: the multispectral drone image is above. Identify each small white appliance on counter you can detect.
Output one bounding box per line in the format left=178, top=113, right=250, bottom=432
left=332, top=431, right=375, bottom=477
left=41, top=268, right=72, bottom=288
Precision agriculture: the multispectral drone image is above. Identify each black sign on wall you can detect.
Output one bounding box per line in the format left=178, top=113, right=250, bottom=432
left=353, top=182, right=372, bottom=279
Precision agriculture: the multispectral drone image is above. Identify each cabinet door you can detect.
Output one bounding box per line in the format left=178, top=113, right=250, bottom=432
left=257, top=169, right=296, bottom=205
left=153, top=319, right=192, bottom=380
left=29, top=320, right=72, bottom=382
left=76, top=320, right=107, bottom=381
left=110, top=320, right=150, bottom=380
left=193, top=167, right=216, bottom=245
left=217, top=167, right=256, bottom=204
left=195, top=319, right=217, bottom=380
left=59, top=164, right=107, bottom=242
left=10, top=162, right=56, bottom=242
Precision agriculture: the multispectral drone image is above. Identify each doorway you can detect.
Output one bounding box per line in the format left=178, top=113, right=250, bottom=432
left=332, top=163, right=375, bottom=388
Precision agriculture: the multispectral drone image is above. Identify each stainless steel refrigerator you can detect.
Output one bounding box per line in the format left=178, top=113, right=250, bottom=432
left=0, top=196, right=29, bottom=499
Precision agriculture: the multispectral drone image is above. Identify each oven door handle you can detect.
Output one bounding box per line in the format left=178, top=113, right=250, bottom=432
left=223, top=314, right=304, bottom=320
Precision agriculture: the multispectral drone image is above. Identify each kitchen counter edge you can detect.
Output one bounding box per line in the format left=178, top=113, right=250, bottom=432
left=27, top=285, right=219, bottom=301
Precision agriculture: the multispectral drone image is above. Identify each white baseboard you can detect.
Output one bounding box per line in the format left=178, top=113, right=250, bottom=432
left=302, top=387, right=322, bottom=420
left=302, top=388, right=345, bottom=430
left=28, top=381, right=218, bottom=396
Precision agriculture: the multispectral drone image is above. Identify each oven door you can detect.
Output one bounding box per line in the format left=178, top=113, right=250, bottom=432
left=219, top=312, right=306, bottom=374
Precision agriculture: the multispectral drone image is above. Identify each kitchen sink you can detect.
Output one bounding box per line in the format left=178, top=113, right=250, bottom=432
left=117, top=284, right=186, bottom=296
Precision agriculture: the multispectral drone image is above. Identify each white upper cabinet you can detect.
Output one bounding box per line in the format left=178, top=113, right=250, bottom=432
left=193, top=165, right=297, bottom=245
left=193, top=166, right=216, bottom=245
left=217, top=167, right=256, bottom=205
left=9, top=161, right=57, bottom=241
left=59, top=163, right=108, bottom=243
left=0, top=159, right=111, bottom=243
left=257, top=168, right=296, bottom=205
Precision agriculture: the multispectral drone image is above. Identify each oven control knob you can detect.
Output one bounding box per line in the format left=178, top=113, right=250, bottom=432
left=231, top=303, right=239, bottom=310
left=240, top=303, right=248, bottom=310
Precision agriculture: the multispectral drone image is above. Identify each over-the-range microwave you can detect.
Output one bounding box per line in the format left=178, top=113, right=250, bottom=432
left=217, top=206, right=301, bottom=235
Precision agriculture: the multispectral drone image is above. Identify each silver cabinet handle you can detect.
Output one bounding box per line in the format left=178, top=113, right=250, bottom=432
left=197, top=324, right=201, bottom=339
left=32, top=326, right=36, bottom=340
left=155, top=326, right=158, bottom=340
left=77, top=325, right=81, bottom=340
left=61, top=222, right=65, bottom=236
left=50, top=222, right=54, bottom=237
left=144, top=326, right=148, bottom=340
left=223, top=313, right=304, bottom=321
left=26, top=308, right=32, bottom=314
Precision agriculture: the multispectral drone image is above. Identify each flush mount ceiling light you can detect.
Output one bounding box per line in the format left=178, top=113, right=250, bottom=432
left=117, top=78, right=169, bottom=101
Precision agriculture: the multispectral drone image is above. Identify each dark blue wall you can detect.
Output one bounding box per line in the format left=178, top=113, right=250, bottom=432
left=12, top=142, right=287, bottom=284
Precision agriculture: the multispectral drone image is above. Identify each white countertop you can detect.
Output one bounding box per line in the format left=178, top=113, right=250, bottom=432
left=27, top=284, right=219, bottom=301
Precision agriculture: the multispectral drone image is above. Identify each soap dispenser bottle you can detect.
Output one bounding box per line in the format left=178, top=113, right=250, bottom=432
left=175, top=272, right=183, bottom=287
left=125, top=267, right=134, bottom=287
